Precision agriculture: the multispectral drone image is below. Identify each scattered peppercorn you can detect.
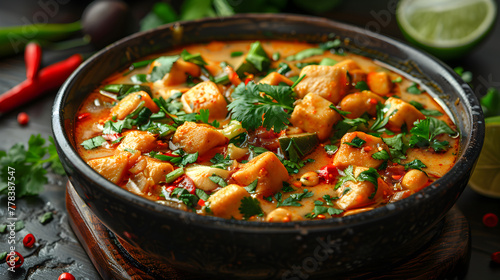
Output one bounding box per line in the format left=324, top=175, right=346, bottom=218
left=23, top=233, right=36, bottom=248
left=483, top=213, right=498, bottom=228
left=17, top=112, right=29, bottom=125
left=58, top=272, right=76, bottom=280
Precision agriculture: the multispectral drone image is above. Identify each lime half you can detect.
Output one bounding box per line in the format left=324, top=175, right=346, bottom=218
left=469, top=120, right=500, bottom=198
left=397, top=0, right=497, bottom=60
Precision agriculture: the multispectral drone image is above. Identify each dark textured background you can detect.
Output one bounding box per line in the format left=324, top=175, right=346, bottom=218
left=0, top=0, right=499, bottom=279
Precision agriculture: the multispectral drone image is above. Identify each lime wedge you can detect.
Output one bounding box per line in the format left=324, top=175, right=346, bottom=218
left=396, top=0, right=497, bottom=60
left=469, top=120, right=500, bottom=198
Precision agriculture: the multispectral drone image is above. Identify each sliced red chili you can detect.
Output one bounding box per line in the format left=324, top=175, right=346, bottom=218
left=77, top=112, right=91, bottom=121
left=25, top=41, right=42, bottom=80
left=23, top=233, right=36, bottom=248
left=6, top=251, right=24, bottom=269
left=198, top=199, right=206, bottom=207
left=318, top=164, right=339, bottom=184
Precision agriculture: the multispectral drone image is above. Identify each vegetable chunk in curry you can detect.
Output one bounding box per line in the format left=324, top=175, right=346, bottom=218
left=75, top=40, right=459, bottom=222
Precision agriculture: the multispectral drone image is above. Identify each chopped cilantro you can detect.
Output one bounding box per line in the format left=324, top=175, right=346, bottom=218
left=370, top=102, right=394, bottom=131
left=355, top=81, right=370, bottom=91
left=406, top=82, right=423, bottom=94
left=239, top=197, right=263, bottom=219
left=357, top=168, right=380, bottom=199
left=231, top=51, right=244, bottom=57
left=276, top=62, right=291, bottom=75
left=335, top=165, right=355, bottom=189
left=169, top=187, right=199, bottom=209
left=181, top=49, right=208, bottom=66
left=195, top=109, right=220, bottom=127
left=324, top=145, right=338, bottom=155
left=149, top=55, right=180, bottom=82
left=81, top=136, right=107, bottom=150
left=281, top=182, right=295, bottom=193
left=382, top=134, right=409, bottom=163
left=130, top=74, right=148, bottom=84
left=227, top=81, right=295, bottom=132
left=409, top=101, right=443, bottom=116
left=277, top=189, right=313, bottom=207
left=103, top=118, right=134, bottom=134
left=210, top=153, right=233, bottom=169
left=409, top=117, right=456, bottom=152
left=403, top=159, right=427, bottom=171
left=272, top=52, right=280, bottom=61
left=343, top=136, right=366, bottom=148
left=371, top=150, right=389, bottom=160
left=209, top=174, right=228, bottom=187
left=319, top=39, right=341, bottom=50
left=243, top=179, right=258, bottom=193
left=285, top=48, right=324, bottom=61
left=196, top=188, right=210, bottom=201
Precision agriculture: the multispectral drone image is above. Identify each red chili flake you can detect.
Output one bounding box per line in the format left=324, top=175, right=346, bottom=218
left=492, top=252, right=500, bottom=264
left=363, top=146, right=372, bottom=152
left=198, top=199, right=205, bottom=207
left=77, top=112, right=90, bottom=121
left=244, top=77, right=252, bottom=85
left=17, top=112, right=29, bottom=125
left=23, top=233, right=36, bottom=248
left=165, top=186, right=176, bottom=193
left=369, top=98, right=378, bottom=105
left=6, top=251, right=24, bottom=269
left=58, top=272, right=76, bottom=280
left=391, top=175, right=403, bottom=180
left=483, top=213, right=498, bottom=228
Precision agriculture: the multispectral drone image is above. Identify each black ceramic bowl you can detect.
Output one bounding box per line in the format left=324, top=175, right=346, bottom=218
left=52, top=14, right=484, bottom=279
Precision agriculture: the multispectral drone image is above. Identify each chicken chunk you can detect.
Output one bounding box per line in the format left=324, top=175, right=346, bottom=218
left=117, top=131, right=157, bottom=153
left=367, top=72, right=392, bottom=95
left=232, top=152, right=289, bottom=197
left=87, top=152, right=129, bottom=184
left=207, top=184, right=250, bottom=219
left=335, top=166, right=392, bottom=210
left=294, top=61, right=359, bottom=104
left=384, top=97, right=425, bottom=131
left=185, top=165, right=231, bottom=191
left=290, top=93, right=341, bottom=140
left=145, top=157, right=174, bottom=185
left=181, top=81, right=228, bottom=120
left=110, top=91, right=159, bottom=120
left=172, top=122, right=228, bottom=155
left=333, top=132, right=389, bottom=169
left=259, top=72, right=293, bottom=86
left=339, top=91, right=385, bottom=119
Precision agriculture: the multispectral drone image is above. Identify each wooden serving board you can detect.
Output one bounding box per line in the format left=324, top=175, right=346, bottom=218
left=66, top=182, right=471, bottom=280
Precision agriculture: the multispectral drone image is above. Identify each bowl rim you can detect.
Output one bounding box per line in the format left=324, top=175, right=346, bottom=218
left=52, top=13, right=485, bottom=232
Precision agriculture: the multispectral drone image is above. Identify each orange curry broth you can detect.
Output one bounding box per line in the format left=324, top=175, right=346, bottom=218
left=74, top=40, right=459, bottom=222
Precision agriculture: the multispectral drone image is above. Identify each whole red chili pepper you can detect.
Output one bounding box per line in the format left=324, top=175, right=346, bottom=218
left=24, top=42, right=42, bottom=80
left=0, top=54, right=83, bottom=114
left=58, top=272, right=76, bottom=280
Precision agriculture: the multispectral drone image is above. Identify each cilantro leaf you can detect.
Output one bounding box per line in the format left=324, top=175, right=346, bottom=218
left=103, top=118, right=134, bottom=134
left=243, top=179, right=258, bottom=193
left=409, top=100, right=443, bottom=116
left=210, top=153, right=233, bottom=169
left=181, top=49, right=207, bottom=66
left=169, top=187, right=198, bottom=209
left=371, top=102, right=394, bottom=131
left=150, top=55, right=180, bottom=82
left=382, top=134, right=409, bottom=163
left=285, top=48, right=324, bottom=61
left=277, top=189, right=313, bottom=207
left=324, top=145, right=338, bottom=155
left=335, top=165, right=355, bottom=189
left=209, top=174, right=228, bottom=187
left=371, top=150, right=389, bottom=160
left=355, top=81, right=370, bottom=91
left=239, top=197, right=263, bottom=219
left=81, top=136, right=107, bottom=150
left=196, top=188, right=210, bottom=201
left=343, top=136, right=366, bottom=148
left=331, top=117, right=368, bottom=141
left=319, top=39, right=341, bottom=50
left=407, top=82, right=423, bottom=94
left=276, top=62, right=291, bottom=75
left=356, top=168, right=380, bottom=199
left=409, top=118, right=456, bottom=152
left=180, top=152, right=198, bottom=166
left=281, top=182, right=295, bottom=193
left=228, top=81, right=295, bottom=132
left=0, top=134, right=65, bottom=197
left=403, top=159, right=427, bottom=171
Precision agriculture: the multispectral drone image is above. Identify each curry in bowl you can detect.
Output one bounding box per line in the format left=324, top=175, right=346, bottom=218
left=75, top=40, right=458, bottom=222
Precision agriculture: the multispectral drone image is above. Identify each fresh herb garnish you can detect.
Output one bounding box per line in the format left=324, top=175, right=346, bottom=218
left=227, top=81, right=295, bottom=132
left=285, top=48, right=324, bottom=61
left=81, top=135, right=107, bottom=150
left=406, top=82, right=423, bottom=95
left=343, top=136, right=366, bottom=148
left=305, top=200, right=344, bottom=219
left=130, top=74, right=148, bottom=84
left=371, top=150, right=390, bottom=160
left=277, top=189, right=313, bottom=207
left=382, top=134, right=409, bottom=163
left=150, top=55, right=180, bottom=82
left=409, top=117, right=456, bottom=152
left=276, top=62, right=291, bottom=75
left=409, top=100, right=443, bottom=116
left=195, top=109, right=220, bottom=127
left=324, top=145, right=338, bottom=155
left=209, top=174, right=228, bottom=187
left=355, top=81, right=370, bottom=91
left=239, top=197, right=263, bottom=219
left=357, top=168, right=380, bottom=199
left=168, top=187, right=199, bottom=209
left=370, top=102, right=395, bottom=131
left=0, top=135, right=65, bottom=198
left=231, top=51, right=244, bottom=57
left=318, top=39, right=341, bottom=50
left=243, top=179, right=258, bottom=193
left=196, top=188, right=210, bottom=201
left=210, top=153, right=233, bottom=169
left=403, top=159, right=427, bottom=171
left=335, top=165, right=355, bottom=189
